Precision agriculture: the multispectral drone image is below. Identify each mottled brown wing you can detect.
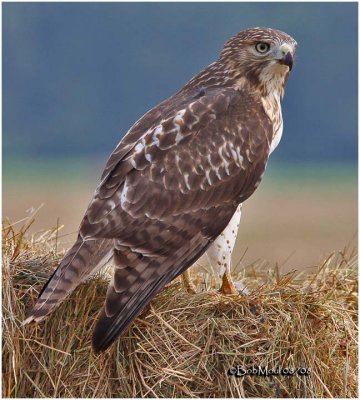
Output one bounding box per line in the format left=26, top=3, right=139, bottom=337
left=24, top=89, right=205, bottom=325
left=82, top=87, right=271, bottom=236
left=82, top=87, right=273, bottom=352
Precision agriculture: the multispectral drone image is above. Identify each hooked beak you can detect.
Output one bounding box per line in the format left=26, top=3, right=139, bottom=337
left=278, top=51, right=294, bottom=71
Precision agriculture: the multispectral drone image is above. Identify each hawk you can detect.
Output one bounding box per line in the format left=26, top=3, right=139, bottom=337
left=25, top=27, right=297, bottom=353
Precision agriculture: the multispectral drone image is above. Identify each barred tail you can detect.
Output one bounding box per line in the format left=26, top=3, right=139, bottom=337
left=24, top=236, right=113, bottom=324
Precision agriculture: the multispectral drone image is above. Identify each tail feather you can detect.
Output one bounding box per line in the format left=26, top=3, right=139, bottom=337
left=92, top=236, right=210, bottom=353
left=24, top=237, right=113, bottom=324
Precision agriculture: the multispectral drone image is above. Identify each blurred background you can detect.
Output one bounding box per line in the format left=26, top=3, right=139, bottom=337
left=3, top=2, right=357, bottom=274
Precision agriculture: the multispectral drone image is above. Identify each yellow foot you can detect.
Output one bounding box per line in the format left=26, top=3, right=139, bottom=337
left=181, top=270, right=197, bottom=294
left=219, top=272, right=239, bottom=295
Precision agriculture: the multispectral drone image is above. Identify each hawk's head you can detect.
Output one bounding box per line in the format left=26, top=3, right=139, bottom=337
left=220, top=27, right=297, bottom=96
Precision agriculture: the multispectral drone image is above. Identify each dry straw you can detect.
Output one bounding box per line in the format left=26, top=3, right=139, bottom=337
left=2, top=219, right=358, bottom=397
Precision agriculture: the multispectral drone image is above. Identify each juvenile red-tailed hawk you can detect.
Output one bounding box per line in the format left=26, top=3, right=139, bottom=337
left=25, top=27, right=297, bottom=352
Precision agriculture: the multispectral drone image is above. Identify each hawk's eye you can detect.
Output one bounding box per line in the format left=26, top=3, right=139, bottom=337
left=255, top=42, right=270, bottom=54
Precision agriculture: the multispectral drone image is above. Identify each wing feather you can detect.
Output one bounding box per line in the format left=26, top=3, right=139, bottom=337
left=26, top=83, right=274, bottom=352
left=81, top=86, right=272, bottom=235
left=92, top=232, right=212, bottom=353
left=84, top=86, right=273, bottom=350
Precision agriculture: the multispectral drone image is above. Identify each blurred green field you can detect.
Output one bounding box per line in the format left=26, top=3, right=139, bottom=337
left=3, top=157, right=357, bottom=274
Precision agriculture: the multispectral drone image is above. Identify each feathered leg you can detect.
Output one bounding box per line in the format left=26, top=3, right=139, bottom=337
left=205, top=204, right=247, bottom=295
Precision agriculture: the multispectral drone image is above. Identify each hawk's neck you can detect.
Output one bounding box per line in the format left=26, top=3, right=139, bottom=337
left=181, top=62, right=243, bottom=91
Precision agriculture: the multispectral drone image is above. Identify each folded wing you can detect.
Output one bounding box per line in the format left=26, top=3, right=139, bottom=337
left=26, top=86, right=273, bottom=352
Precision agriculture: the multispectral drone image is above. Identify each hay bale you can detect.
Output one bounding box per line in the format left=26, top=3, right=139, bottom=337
left=2, top=222, right=358, bottom=397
